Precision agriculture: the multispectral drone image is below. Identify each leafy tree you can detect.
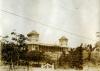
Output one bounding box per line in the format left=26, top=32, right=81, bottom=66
left=1, top=32, right=28, bottom=70
left=68, top=44, right=83, bottom=70
left=68, top=48, right=75, bottom=68
left=2, top=42, right=18, bottom=69
left=58, top=51, right=70, bottom=68
left=87, top=44, right=93, bottom=61
left=26, top=50, right=48, bottom=64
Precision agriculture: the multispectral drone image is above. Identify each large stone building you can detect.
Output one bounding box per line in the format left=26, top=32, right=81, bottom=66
left=26, top=31, right=70, bottom=68
left=27, top=31, right=69, bottom=61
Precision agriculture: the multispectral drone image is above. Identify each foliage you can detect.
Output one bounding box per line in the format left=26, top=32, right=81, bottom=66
left=1, top=42, right=18, bottom=65
left=26, top=50, right=44, bottom=62
left=69, top=44, right=83, bottom=70
left=58, top=44, right=83, bottom=70
left=1, top=32, right=28, bottom=70
left=58, top=51, right=70, bottom=67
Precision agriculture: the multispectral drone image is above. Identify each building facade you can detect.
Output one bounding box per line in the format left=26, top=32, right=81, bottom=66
left=26, top=31, right=69, bottom=67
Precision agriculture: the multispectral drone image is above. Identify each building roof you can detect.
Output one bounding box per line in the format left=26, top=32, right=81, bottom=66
left=27, top=31, right=39, bottom=37
left=27, top=41, right=68, bottom=48
left=59, top=36, right=68, bottom=40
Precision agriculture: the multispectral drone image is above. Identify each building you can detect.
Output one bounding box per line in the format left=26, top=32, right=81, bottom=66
left=27, top=31, right=69, bottom=67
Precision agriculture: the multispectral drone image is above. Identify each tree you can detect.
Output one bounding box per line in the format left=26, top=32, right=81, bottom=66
left=58, top=51, right=70, bottom=68
left=68, top=44, right=83, bottom=70
left=1, top=32, right=28, bottom=70
left=87, top=44, right=93, bottom=61
left=74, top=44, right=83, bottom=69
left=72, top=45, right=83, bottom=69
left=2, top=42, right=18, bottom=69
left=26, top=50, right=47, bottom=65
left=68, top=48, right=75, bottom=68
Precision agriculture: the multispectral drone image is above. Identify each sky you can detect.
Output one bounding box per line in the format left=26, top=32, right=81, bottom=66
left=0, top=0, right=100, bottom=47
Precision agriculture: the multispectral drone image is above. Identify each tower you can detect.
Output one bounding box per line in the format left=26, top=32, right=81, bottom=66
left=27, top=31, right=39, bottom=43
left=95, top=32, right=100, bottom=47
left=96, top=32, right=100, bottom=41
left=59, top=36, right=68, bottom=47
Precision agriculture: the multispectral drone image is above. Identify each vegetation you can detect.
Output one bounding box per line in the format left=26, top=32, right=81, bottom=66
left=58, top=44, right=83, bottom=70
left=1, top=31, right=50, bottom=70
left=0, top=31, right=98, bottom=70
left=1, top=32, right=28, bottom=70
left=71, top=44, right=83, bottom=70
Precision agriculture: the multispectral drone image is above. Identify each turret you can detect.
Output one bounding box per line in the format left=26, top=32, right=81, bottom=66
left=95, top=32, right=100, bottom=47
left=27, top=31, right=39, bottom=43
left=59, top=36, right=68, bottom=47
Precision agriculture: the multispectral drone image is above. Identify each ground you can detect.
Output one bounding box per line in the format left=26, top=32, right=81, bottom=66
left=0, top=66, right=100, bottom=71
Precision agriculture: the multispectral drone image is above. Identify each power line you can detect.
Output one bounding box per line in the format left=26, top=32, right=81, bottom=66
left=0, top=9, right=95, bottom=41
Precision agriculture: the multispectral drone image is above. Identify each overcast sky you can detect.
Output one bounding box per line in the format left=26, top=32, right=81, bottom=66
left=0, top=0, right=100, bottom=47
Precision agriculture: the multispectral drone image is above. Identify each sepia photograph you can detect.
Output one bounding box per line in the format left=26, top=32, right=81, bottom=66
left=0, top=0, right=100, bottom=71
